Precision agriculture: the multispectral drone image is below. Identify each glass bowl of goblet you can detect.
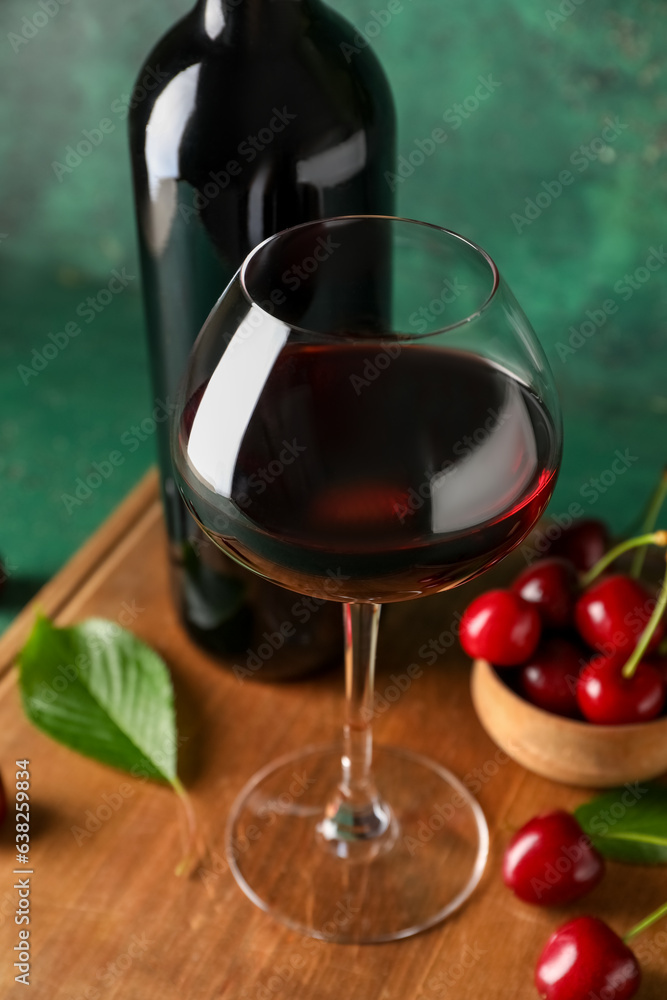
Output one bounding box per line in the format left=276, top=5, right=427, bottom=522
left=172, top=216, right=562, bottom=943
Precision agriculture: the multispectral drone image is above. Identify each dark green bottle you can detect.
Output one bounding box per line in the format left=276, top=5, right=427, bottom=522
left=129, top=0, right=396, bottom=678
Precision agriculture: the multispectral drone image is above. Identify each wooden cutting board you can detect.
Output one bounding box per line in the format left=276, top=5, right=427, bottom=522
left=1, top=469, right=665, bottom=999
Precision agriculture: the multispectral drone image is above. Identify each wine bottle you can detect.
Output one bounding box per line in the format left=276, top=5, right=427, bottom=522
left=129, top=0, right=396, bottom=679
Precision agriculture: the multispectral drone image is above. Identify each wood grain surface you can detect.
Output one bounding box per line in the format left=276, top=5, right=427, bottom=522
left=1, top=473, right=666, bottom=1000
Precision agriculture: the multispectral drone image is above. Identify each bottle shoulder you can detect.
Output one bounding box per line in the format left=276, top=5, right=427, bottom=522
left=128, top=2, right=394, bottom=140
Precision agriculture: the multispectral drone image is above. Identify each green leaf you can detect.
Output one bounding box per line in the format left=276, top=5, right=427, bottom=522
left=575, top=785, right=667, bottom=864
left=18, top=615, right=178, bottom=785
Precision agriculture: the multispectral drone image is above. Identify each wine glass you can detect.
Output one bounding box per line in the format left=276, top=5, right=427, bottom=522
left=172, top=216, right=562, bottom=943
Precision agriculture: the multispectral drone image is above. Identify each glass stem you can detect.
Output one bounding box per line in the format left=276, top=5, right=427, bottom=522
left=341, top=602, right=380, bottom=804
left=317, top=603, right=394, bottom=859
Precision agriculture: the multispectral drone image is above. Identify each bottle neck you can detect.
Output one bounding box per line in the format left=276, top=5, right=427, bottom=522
left=195, top=0, right=306, bottom=41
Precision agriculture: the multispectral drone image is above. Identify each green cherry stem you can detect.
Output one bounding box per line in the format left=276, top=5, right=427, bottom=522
left=579, top=530, right=667, bottom=590
left=624, top=899, right=667, bottom=943
left=621, top=554, right=667, bottom=679
left=631, top=467, right=667, bottom=579
left=172, top=777, right=204, bottom=877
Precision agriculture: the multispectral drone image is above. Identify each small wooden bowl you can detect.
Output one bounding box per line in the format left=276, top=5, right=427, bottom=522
left=471, top=658, right=667, bottom=788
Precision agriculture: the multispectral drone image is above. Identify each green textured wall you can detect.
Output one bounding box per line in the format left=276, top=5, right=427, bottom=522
left=1, top=0, right=666, bottom=629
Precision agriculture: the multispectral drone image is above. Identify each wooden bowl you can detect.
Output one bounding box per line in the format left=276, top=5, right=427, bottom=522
left=471, top=658, right=667, bottom=788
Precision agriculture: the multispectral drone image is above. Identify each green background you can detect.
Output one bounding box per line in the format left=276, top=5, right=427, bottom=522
left=1, top=0, right=666, bottom=630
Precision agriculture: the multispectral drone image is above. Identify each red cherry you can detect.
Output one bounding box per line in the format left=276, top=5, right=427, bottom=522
left=577, top=651, right=666, bottom=724
left=460, top=589, right=541, bottom=666
left=575, top=574, right=665, bottom=656
left=519, top=637, right=583, bottom=718
left=535, top=916, right=640, bottom=1000
left=547, top=518, right=610, bottom=572
left=503, top=810, right=605, bottom=906
left=645, top=655, right=667, bottom=686
left=512, top=558, right=578, bottom=629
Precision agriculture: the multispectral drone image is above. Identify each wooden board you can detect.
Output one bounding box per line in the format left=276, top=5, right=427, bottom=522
left=1, top=470, right=666, bottom=999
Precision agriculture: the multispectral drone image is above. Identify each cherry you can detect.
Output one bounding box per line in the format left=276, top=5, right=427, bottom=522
left=577, top=650, right=666, bottom=724
left=575, top=574, right=665, bottom=656
left=460, top=589, right=541, bottom=666
left=503, top=810, right=605, bottom=906
left=547, top=519, right=610, bottom=572
left=646, top=655, right=667, bottom=687
left=535, top=916, right=640, bottom=1000
left=519, top=637, right=583, bottom=718
left=512, top=558, right=578, bottom=629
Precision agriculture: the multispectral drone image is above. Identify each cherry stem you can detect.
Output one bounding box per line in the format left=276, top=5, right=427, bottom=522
left=172, top=777, right=203, bottom=877
left=622, top=554, right=667, bottom=679
left=630, top=467, right=667, bottom=579
left=580, top=530, right=667, bottom=590
left=624, top=900, right=667, bottom=943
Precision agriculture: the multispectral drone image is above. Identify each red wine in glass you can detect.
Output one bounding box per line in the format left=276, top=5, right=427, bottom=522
left=180, top=345, right=559, bottom=603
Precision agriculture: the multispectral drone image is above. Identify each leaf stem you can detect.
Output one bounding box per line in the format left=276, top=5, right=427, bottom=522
left=631, top=468, right=667, bottom=579
left=622, top=555, right=667, bottom=679
left=580, top=531, right=667, bottom=590
left=172, top=777, right=203, bottom=876
left=624, top=900, right=667, bottom=943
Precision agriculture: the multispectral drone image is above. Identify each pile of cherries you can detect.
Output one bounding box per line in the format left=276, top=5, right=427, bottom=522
left=503, top=808, right=664, bottom=999
left=460, top=517, right=667, bottom=724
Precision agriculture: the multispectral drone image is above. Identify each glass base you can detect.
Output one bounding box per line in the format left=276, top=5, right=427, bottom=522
left=226, top=744, right=489, bottom=943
